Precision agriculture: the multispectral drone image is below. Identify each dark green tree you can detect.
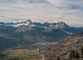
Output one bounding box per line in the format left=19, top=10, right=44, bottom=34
left=74, top=51, right=80, bottom=60
left=69, top=50, right=75, bottom=58
left=81, top=46, right=83, bottom=58
left=81, top=46, right=83, bottom=54
left=75, top=51, right=79, bottom=57
left=69, top=50, right=75, bottom=60
left=56, top=56, right=60, bottom=60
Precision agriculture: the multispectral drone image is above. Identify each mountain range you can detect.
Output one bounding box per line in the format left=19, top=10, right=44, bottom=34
left=0, top=20, right=83, bottom=51
left=0, top=19, right=82, bottom=32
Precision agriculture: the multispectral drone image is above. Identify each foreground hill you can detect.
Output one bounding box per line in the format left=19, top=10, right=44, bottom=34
left=40, top=31, right=83, bottom=60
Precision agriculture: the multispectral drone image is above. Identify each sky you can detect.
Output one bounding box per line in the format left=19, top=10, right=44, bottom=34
left=0, top=0, right=83, bottom=26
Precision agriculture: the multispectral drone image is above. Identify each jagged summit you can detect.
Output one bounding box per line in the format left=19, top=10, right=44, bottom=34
left=55, top=22, right=69, bottom=29
left=0, top=20, right=82, bottom=32
left=26, top=19, right=32, bottom=24
left=0, top=20, right=69, bottom=28
left=0, top=20, right=32, bottom=27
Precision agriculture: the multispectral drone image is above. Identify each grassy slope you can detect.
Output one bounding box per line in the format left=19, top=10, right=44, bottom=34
left=1, top=49, right=42, bottom=60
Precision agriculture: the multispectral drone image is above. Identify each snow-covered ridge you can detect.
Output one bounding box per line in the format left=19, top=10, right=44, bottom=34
left=0, top=20, right=32, bottom=27
left=0, top=20, right=48, bottom=29
left=0, top=20, right=73, bottom=30
left=0, top=20, right=81, bottom=30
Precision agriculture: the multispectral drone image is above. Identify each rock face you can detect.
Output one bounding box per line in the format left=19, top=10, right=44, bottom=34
left=44, top=22, right=70, bottom=32
left=55, top=22, right=69, bottom=29
left=18, top=21, right=69, bottom=32
left=40, top=31, right=83, bottom=60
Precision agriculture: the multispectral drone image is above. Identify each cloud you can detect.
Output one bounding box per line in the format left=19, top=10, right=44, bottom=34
left=0, top=0, right=83, bottom=26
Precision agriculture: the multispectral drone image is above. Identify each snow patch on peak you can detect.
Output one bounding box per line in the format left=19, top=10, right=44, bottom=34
left=0, top=20, right=32, bottom=27
left=61, top=30, right=73, bottom=35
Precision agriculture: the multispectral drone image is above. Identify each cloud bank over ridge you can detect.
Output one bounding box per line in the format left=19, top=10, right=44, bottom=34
left=0, top=0, right=83, bottom=26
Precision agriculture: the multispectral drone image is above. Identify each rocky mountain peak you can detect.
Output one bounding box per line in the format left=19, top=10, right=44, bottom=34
left=55, top=22, right=69, bottom=29
left=26, top=19, right=32, bottom=23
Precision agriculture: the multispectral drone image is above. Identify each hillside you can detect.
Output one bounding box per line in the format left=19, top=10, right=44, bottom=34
left=40, top=31, right=83, bottom=60
left=0, top=49, right=43, bottom=60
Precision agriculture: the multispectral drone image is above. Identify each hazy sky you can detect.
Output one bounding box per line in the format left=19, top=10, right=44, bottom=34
left=0, top=0, right=83, bottom=26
